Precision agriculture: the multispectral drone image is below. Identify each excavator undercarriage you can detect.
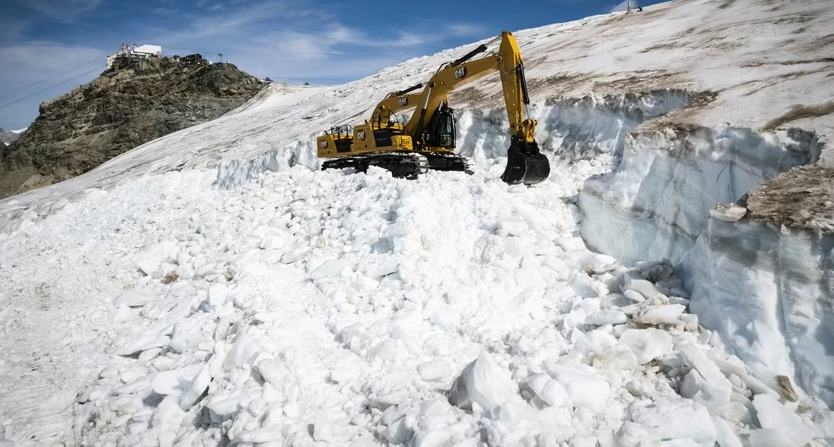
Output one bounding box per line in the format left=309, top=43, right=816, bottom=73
left=321, top=152, right=429, bottom=179
left=317, top=31, right=550, bottom=186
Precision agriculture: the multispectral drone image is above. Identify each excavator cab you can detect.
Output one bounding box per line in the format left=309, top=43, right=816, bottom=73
left=422, top=105, right=456, bottom=150
left=371, top=106, right=406, bottom=147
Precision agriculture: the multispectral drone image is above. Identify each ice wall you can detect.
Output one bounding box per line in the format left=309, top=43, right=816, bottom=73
left=577, top=123, right=834, bottom=404
left=213, top=90, right=692, bottom=188
left=685, top=216, right=834, bottom=405
left=579, top=126, right=815, bottom=262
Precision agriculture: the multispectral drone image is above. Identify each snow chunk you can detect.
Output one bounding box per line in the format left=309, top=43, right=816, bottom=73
left=569, top=272, right=608, bottom=298
left=152, top=364, right=204, bottom=395
left=680, top=369, right=730, bottom=410
left=711, top=416, right=742, bottom=447
left=207, top=283, right=228, bottom=307
left=526, top=373, right=572, bottom=408
left=134, top=241, right=178, bottom=276
left=417, top=360, right=450, bottom=382
left=115, top=335, right=169, bottom=356
left=709, top=203, right=747, bottom=222
left=236, top=425, right=283, bottom=443
left=256, top=359, right=289, bottom=385
left=546, top=364, right=610, bottom=411
left=630, top=400, right=716, bottom=447
left=223, top=332, right=265, bottom=370
left=623, top=289, right=646, bottom=303
left=633, top=304, right=685, bottom=325
left=678, top=344, right=733, bottom=405
left=449, top=352, right=516, bottom=413
left=113, top=289, right=157, bottom=307
left=152, top=395, right=186, bottom=432
left=750, top=394, right=814, bottom=447
left=616, top=421, right=659, bottom=447
left=619, top=329, right=672, bottom=364
left=499, top=218, right=528, bottom=236
left=585, top=309, right=628, bottom=326
left=179, top=362, right=213, bottom=410
left=593, top=345, right=640, bottom=371
left=310, top=259, right=352, bottom=279
left=622, top=276, right=661, bottom=300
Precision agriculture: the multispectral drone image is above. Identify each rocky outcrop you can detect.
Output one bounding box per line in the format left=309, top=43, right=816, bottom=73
left=0, top=56, right=265, bottom=199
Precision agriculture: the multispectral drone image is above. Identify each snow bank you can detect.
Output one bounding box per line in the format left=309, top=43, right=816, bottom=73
left=686, top=211, right=834, bottom=406
left=212, top=90, right=691, bottom=190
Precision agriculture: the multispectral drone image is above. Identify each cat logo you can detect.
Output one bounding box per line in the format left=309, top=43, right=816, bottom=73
left=320, top=140, right=328, bottom=148
left=399, top=97, right=408, bottom=106
left=358, top=130, right=366, bottom=140
left=454, top=67, right=466, bottom=79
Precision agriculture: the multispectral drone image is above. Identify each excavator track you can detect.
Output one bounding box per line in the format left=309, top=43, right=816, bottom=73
left=322, top=152, right=429, bottom=179
left=423, top=152, right=474, bottom=175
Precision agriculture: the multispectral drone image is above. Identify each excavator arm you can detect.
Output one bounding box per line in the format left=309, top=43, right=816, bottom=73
left=377, top=31, right=549, bottom=184
left=320, top=31, right=549, bottom=185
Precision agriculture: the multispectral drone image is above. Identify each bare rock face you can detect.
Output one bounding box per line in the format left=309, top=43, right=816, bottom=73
left=0, top=56, right=265, bottom=199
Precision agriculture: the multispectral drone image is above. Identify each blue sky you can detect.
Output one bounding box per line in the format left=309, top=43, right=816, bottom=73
left=0, top=0, right=663, bottom=130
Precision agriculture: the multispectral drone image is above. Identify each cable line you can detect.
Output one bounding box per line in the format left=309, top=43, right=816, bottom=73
left=0, top=56, right=104, bottom=101
left=0, top=64, right=104, bottom=111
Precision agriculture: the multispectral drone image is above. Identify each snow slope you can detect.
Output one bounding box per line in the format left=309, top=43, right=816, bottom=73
left=1, top=0, right=833, bottom=445
left=4, top=166, right=831, bottom=447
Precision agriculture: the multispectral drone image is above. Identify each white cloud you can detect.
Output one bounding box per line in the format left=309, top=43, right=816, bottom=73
left=158, top=1, right=319, bottom=44
left=143, top=1, right=489, bottom=84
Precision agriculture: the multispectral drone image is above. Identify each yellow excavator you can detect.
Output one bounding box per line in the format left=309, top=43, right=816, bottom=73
left=316, top=31, right=550, bottom=185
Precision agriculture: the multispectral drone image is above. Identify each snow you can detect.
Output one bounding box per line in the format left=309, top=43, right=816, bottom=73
left=0, top=0, right=833, bottom=445
left=618, top=329, right=673, bottom=365
left=545, top=364, right=611, bottom=411
left=4, top=165, right=829, bottom=446
left=751, top=394, right=816, bottom=447
left=629, top=400, right=716, bottom=447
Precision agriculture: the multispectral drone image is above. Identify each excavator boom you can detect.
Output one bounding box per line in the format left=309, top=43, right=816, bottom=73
left=317, top=31, right=550, bottom=185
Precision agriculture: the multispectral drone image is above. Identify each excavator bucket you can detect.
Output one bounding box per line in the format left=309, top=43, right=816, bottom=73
left=501, top=138, right=550, bottom=185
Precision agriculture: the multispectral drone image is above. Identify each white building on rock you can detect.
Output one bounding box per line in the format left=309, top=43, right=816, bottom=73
left=107, top=43, right=163, bottom=69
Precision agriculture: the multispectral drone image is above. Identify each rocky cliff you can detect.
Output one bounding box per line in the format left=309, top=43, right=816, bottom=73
left=0, top=56, right=264, bottom=199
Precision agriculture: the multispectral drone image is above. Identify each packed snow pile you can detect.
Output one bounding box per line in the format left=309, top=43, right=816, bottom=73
left=2, top=167, right=832, bottom=447
left=0, top=0, right=833, bottom=445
